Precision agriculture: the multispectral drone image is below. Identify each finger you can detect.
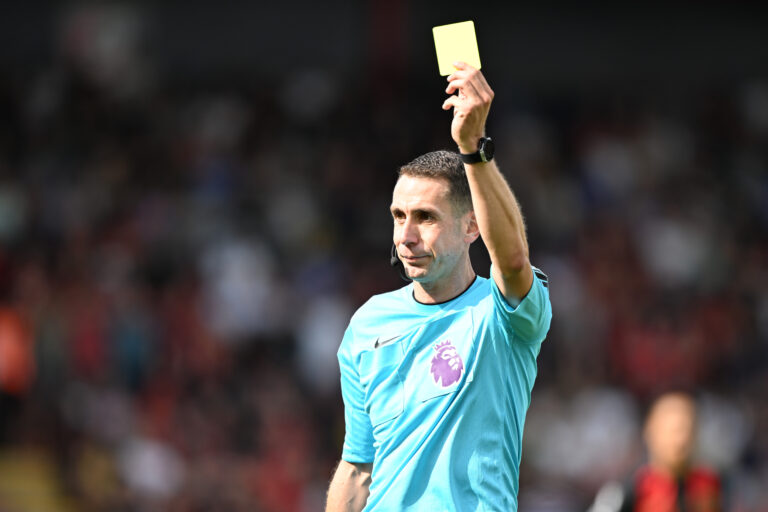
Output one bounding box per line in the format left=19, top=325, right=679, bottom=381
left=446, top=74, right=476, bottom=95
left=442, top=95, right=461, bottom=111
left=448, top=70, right=491, bottom=101
left=462, top=77, right=484, bottom=103
left=446, top=77, right=465, bottom=95
left=452, top=61, right=478, bottom=73
left=446, top=76, right=483, bottom=103
left=461, top=69, right=492, bottom=103
left=446, top=67, right=473, bottom=83
left=474, top=71, right=494, bottom=101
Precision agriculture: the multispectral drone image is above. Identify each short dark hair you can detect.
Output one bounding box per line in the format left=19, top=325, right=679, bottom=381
left=398, top=150, right=472, bottom=215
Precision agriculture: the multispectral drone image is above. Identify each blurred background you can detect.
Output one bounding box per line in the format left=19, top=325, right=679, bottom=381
left=0, top=2, right=766, bottom=511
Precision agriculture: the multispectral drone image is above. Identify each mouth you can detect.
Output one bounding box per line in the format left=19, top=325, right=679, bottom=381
left=401, top=254, right=429, bottom=264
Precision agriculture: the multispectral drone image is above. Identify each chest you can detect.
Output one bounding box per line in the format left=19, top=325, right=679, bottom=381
left=634, top=471, right=722, bottom=512
left=358, top=310, right=483, bottom=430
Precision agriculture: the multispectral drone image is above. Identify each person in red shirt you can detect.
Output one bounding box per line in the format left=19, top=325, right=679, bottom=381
left=590, top=392, right=724, bottom=512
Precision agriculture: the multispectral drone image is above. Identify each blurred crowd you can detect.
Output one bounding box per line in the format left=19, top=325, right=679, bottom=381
left=0, top=5, right=766, bottom=512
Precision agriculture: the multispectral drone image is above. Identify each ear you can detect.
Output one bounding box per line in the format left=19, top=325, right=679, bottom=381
left=463, top=211, right=480, bottom=244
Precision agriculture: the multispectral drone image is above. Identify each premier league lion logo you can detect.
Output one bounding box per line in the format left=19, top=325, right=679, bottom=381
left=430, top=340, right=464, bottom=387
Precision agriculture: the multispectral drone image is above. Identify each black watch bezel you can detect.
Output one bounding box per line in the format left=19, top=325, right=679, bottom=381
left=460, top=136, right=494, bottom=164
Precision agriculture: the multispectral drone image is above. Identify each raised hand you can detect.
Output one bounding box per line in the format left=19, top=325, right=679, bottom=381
left=442, top=62, right=494, bottom=154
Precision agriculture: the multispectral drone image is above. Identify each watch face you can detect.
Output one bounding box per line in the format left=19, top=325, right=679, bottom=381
left=480, top=137, right=495, bottom=161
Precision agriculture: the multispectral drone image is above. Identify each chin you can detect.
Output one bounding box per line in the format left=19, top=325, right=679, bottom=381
left=406, top=271, right=426, bottom=281
left=404, top=266, right=429, bottom=281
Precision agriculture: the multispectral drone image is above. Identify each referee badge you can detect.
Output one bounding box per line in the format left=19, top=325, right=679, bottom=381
left=430, top=340, right=464, bottom=387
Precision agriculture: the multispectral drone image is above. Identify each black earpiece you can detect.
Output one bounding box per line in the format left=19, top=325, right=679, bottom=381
left=390, top=244, right=399, bottom=267
left=390, top=244, right=412, bottom=282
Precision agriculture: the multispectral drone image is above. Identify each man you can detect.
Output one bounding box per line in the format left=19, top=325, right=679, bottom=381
left=589, top=392, right=724, bottom=512
left=326, top=63, right=552, bottom=511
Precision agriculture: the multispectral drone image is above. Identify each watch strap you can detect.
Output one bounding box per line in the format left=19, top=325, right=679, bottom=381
left=460, top=151, right=485, bottom=164
left=459, top=136, right=493, bottom=164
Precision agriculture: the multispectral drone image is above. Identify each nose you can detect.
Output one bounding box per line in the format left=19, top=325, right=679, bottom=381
left=395, top=216, right=419, bottom=248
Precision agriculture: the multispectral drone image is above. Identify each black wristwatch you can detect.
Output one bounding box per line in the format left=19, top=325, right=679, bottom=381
left=460, top=136, right=495, bottom=164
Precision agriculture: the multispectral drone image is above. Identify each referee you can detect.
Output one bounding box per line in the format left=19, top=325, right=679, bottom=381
left=326, top=63, right=552, bottom=511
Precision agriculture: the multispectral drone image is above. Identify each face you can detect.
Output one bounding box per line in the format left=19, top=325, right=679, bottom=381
left=645, top=395, right=696, bottom=474
left=390, top=175, right=476, bottom=284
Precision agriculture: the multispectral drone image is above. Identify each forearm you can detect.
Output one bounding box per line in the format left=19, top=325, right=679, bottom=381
left=443, top=63, right=534, bottom=300
left=326, top=460, right=372, bottom=512
left=465, top=159, right=533, bottom=299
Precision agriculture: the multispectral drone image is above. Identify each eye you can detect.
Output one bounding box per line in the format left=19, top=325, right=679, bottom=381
left=419, top=211, right=436, bottom=223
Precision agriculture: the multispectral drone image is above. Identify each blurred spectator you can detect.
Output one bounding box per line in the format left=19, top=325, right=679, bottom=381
left=588, top=392, right=723, bottom=512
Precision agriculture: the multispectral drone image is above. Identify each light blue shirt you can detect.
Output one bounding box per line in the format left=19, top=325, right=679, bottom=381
left=338, top=267, right=552, bottom=511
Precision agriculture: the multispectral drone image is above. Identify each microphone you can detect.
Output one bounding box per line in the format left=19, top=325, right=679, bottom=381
left=390, top=244, right=412, bottom=282
left=390, top=244, right=400, bottom=267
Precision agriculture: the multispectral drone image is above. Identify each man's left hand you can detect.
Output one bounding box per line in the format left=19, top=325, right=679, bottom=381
left=442, top=62, right=494, bottom=154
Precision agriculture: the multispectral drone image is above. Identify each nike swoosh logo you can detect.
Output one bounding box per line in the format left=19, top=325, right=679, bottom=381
left=374, top=335, right=400, bottom=349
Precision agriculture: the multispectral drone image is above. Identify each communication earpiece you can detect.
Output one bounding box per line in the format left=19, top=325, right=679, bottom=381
left=390, top=243, right=399, bottom=267
left=390, top=244, right=412, bottom=282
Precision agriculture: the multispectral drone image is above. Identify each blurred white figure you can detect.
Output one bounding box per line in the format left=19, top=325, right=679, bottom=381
left=200, top=236, right=286, bottom=342
left=59, top=4, right=151, bottom=97
left=118, top=436, right=184, bottom=501
left=524, top=387, right=640, bottom=486
left=637, top=215, right=713, bottom=289
left=296, top=293, right=351, bottom=397
left=696, top=392, right=751, bottom=470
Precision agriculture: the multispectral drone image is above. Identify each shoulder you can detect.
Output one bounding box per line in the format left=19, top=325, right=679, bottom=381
left=688, top=466, right=723, bottom=489
left=482, top=264, right=552, bottom=343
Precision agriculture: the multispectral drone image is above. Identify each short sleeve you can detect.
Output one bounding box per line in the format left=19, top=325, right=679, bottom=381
left=338, top=326, right=375, bottom=463
left=490, top=264, right=552, bottom=345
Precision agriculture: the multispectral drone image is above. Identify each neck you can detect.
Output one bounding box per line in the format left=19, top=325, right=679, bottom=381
left=649, top=458, right=689, bottom=478
left=413, top=259, right=476, bottom=304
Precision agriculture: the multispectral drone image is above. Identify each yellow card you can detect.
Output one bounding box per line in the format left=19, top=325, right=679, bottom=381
left=432, top=20, right=481, bottom=76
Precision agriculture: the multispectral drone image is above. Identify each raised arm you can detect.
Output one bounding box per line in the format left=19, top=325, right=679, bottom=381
left=326, top=460, right=372, bottom=512
left=442, top=62, right=533, bottom=302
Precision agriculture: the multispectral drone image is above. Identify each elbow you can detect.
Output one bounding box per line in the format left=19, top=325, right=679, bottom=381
left=341, top=460, right=372, bottom=486
left=497, top=252, right=530, bottom=279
